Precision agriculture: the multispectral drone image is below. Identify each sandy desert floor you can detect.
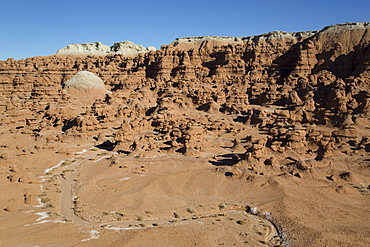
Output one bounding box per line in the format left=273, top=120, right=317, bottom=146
left=0, top=113, right=369, bottom=246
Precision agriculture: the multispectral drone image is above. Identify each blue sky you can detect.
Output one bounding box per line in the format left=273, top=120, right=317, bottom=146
left=1, top=0, right=369, bottom=60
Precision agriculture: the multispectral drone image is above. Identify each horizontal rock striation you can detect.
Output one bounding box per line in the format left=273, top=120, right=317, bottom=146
left=0, top=22, right=368, bottom=145
left=1, top=22, right=369, bottom=126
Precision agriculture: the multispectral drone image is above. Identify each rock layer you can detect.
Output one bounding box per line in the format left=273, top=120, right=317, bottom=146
left=1, top=22, right=369, bottom=129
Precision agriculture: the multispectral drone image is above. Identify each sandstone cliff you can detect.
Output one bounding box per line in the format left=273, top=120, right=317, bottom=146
left=1, top=22, right=369, bottom=129
left=1, top=22, right=370, bottom=247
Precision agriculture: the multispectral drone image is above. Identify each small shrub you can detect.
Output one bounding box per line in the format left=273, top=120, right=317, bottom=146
left=187, top=208, right=195, bottom=214
left=41, top=198, right=51, bottom=203
left=236, top=220, right=246, bottom=225
left=61, top=160, right=72, bottom=166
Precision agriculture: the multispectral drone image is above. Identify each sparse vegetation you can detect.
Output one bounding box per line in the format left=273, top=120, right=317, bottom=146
left=41, top=197, right=51, bottom=203
left=187, top=208, right=195, bottom=214
left=236, top=220, right=247, bottom=225
left=61, top=160, right=72, bottom=166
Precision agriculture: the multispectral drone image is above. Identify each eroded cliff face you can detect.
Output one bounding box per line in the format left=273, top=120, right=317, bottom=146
left=1, top=22, right=369, bottom=132
left=1, top=22, right=370, bottom=178
left=1, top=22, right=370, bottom=247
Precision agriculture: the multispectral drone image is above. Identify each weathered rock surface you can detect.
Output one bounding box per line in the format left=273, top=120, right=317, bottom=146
left=64, top=71, right=106, bottom=89
left=1, top=23, right=369, bottom=138
left=54, top=41, right=156, bottom=56
left=0, top=22, right=370, bottom=247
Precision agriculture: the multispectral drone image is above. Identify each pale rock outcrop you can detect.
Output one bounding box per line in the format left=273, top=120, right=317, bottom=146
left=55, top=41, right=156, bottom=56
left=64, top=71, right=106, bottom=90
left=110, top=41, right=156, bottom=55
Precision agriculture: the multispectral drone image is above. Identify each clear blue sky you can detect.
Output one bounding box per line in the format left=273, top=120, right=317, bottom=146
left=0, top=0, right=369, bottom=60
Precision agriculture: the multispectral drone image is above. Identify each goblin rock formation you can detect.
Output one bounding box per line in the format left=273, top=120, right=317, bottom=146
left=1, top=22, right=369, bottom=139
left=1, top=22, right=370, bottom=246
